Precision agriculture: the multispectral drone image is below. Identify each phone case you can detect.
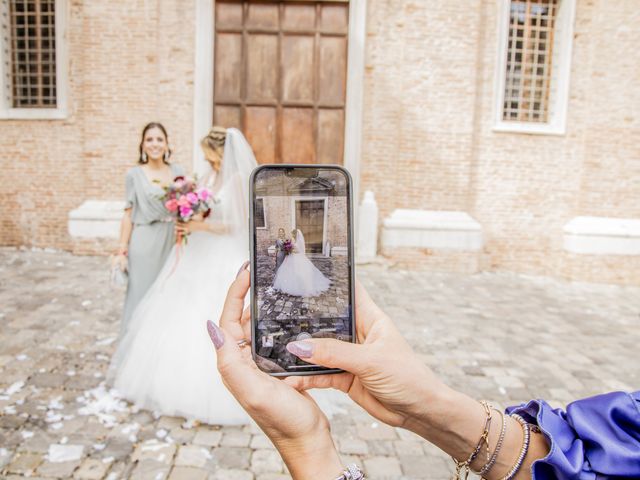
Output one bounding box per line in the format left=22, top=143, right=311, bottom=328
left=249, top=164, right=356, bottom=376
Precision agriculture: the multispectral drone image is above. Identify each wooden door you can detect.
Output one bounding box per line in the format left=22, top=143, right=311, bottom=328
left=214, top=1, right=349, bottom=164
left=295, top=199, right=325, bottom=253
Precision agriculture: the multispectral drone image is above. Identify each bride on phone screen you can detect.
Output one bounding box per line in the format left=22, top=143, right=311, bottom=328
left=272, top=229, right=330, bottom=297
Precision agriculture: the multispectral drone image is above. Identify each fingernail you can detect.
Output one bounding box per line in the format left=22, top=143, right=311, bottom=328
left=236, top=261, right=250, bottom=279
left=286, top=341, right=314, bottom=358
left=207, top=320, right=224, bottom=349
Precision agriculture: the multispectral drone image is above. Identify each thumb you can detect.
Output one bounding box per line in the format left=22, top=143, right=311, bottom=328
left=286, top=338, right=369, bottom=376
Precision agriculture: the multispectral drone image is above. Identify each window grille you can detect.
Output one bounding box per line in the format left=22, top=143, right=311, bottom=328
left=7, top=0, right=57, bottom=108
left=503, top=0, right=557, bottom=122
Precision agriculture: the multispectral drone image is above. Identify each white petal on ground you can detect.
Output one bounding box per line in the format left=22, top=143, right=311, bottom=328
left=95, top=337, right=115, bottom=346
left=5, top=381, right=25, bottom=396
left=21, top=431, right=34, bottom=439
left=16, top=354, right=28, bottom=361
left=81, top=300, right=92, bottom=307
left=47, top=444, right=84, bottom=463
left=155, top=429, right=168, bottom=439
left=77, top=385, right=129, bottom=428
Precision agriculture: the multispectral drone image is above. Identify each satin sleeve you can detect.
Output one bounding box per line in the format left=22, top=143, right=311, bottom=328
left=506, top=391, right=640, bottom=479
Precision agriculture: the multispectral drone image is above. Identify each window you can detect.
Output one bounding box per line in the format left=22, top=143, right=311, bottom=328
left=0, top=0, right=67, bottom=118
left=255, top=198, right=266, bottom=229
left=494, top=0, right=576, bottom=135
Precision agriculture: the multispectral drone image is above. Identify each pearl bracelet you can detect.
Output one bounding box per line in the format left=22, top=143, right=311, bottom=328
left=334, top=464, right=365, bottom=480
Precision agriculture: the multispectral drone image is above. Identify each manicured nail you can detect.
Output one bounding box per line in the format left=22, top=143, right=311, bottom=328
left=236, top=261, right=250, bottom=279
left=207, top=320, right=224, bottom=349
left=286, top=341, right=314, bottom=358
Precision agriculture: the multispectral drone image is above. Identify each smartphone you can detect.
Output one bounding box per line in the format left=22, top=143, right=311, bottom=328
left=249, top=164, right=356, bottom=376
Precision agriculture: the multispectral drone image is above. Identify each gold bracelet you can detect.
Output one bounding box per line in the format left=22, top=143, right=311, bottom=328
left=452, top=400, right=492, bottom=480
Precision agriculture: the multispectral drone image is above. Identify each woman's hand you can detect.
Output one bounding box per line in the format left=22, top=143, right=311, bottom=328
left=207, top=265, right=343, bottom=479
left=284, top=282, right=450, bottom=429
left=111, top=253, right=128, bottom=272
left=175, top=219, right=206, bottom=236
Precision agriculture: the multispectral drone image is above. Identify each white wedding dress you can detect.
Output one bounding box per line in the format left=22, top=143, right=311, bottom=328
left=108, top=129, right=255, bottom=425
left=272, top=230, right=330, bottom=297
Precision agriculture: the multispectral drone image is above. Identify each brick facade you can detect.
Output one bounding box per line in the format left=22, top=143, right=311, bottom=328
left=1, top=0, right=638, bottom=284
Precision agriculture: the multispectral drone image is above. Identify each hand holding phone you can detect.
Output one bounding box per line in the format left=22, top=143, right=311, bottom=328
left=249, top=165, right=356, bottom=375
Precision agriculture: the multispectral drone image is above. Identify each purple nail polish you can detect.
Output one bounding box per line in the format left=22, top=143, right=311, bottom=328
left=286, top=341, right=314, bottom=358
left=236, top=261, right=250, bottom=279
left=207, top=320, right=224, bottom=349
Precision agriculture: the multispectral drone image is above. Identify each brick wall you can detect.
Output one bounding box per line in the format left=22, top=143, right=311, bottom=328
left=361, top=0, right=640, bottom=284
left=0, top=1, right=194, bottom=251
left=1, top=0, right=638, bottom=285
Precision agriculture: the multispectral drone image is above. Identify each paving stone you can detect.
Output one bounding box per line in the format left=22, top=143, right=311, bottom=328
left=249, top=435, right=274, bottom=450
left=167, top=466, right=209, bottom=480
left=73, top=457, right=112, bottom=479
left=209, top=469, right=253, bottom=480
left=36, top=459, right=81, bottom=477
left=131, top=440, right=177, bottom=465
left=212, top=447, right=251, bottom=469
left=256, top=475, right=291, bottom=480
left=193, top=428, right=222, bottom=447
left=157, top=416, right=184, bottom=431
left=0, top=447, right=14, bottom=469
left=362, top=456, right=403, bottom=479
left=399, top=454, right=451, bottom=478
left=29, top=373, right=68, bottom=389
left=174, top=445, right=213, bottom=468
left=130, top=459, right=171, bottom=480
left=337, top=438, right=369, bottom=455
left=169, top=426, right=196, bottom=444
left=393, top=440, right=424, bottom=456
left=356, top=422, right=397, bottom=441
left=221, top=430, right=251, bottom=447
left=7, top=452, right=44, bottom=475
left=250, top=449, right=283, bottom=474
left=100, top=439, right=134, bottom=461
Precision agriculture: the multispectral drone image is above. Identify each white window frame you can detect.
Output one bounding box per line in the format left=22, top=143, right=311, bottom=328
left=0, top=0, right=69, bottom=120
left=493, top=0, right=576, bottom=135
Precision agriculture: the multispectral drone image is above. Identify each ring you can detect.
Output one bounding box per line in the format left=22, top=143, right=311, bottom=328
left=236, top=339, right=251, bottom=348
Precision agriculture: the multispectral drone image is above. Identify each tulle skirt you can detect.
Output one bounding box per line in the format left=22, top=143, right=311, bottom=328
left=272, top=253, right=331, bottom=297
left=109, top=231, right=251, bottom=425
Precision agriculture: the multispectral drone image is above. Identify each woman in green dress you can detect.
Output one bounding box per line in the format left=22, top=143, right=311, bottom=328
left=114, top=122, right=184, bottom=335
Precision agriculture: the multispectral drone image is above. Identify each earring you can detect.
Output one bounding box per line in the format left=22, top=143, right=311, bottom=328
left=141, top=152, right=148, bottom=163
left=163, top=151, right=170, bottom=162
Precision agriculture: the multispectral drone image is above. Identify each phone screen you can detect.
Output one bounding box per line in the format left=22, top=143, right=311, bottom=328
left=250, top=165, right=354, bottom=375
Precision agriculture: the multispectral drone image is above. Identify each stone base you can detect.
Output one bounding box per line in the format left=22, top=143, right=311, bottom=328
left=68, top=200, right=124, bottom=256
left=563, top=216, right=640, bottom=255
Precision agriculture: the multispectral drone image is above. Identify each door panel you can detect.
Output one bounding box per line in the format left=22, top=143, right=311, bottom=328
left=281, top=108, right=315, bottom=164
left=214, top=1, right=349, bottom=164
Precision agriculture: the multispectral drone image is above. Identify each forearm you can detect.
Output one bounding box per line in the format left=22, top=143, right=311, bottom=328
left=118, top=211, right=133, bottom=252
left=405, top=386, right=549, bottom=479
left=275, top=433, right=343, bottom=480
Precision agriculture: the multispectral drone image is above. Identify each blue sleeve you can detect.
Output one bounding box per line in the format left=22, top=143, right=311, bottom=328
left=507, top=391, right=640, bottom=479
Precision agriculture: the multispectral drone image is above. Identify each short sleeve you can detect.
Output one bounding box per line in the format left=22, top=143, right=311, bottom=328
left=124, top=169, right=136, bottom=210
left=507, top=391, right=640, bottom=479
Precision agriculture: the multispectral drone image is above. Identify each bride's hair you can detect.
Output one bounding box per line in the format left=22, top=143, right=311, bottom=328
left=200, top=126, right=226, bottom=172
left=290, top=229, right=298, bottom=239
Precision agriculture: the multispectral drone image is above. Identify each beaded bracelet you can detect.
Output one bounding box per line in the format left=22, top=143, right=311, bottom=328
left=477, top=408, right=507, bottom=477
left=334, top=464, right=365, bottom=480
left=452, top=400, right=493, bottom=479
left=499, top=414, right=531, bottom=480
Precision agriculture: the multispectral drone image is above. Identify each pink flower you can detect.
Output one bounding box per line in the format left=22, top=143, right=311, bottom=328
left=165, top=199, right=178, bottom=212
left=197, top=188, right=211, bottom=202
left=178, top=196, right=191, bottom=208
left=186, top=192, right=198, bottom=204
left=179, top=206, right=193, bottom=218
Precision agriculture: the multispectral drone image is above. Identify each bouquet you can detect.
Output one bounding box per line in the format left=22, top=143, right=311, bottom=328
left=161, top=176, right=215, bottom=245
left=282, top=239, right=294, bottom=255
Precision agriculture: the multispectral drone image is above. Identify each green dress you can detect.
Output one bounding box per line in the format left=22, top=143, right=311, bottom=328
left=121, top=163, right=184, bottom=334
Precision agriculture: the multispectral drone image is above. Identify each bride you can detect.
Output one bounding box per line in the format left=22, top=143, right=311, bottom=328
left=108, top=127, right=255, bottom=425
left=272, top=229, right=330, bottom=297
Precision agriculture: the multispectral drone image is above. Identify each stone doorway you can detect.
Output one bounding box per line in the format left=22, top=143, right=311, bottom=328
left=294, top=198, right=325, bottom=253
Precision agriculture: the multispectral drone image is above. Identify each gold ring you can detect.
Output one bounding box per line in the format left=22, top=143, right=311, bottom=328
left=236, top=339, right=251, bottom=348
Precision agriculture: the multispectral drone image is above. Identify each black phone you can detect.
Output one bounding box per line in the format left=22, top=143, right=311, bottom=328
left=249, top=164, right=356, bottom=376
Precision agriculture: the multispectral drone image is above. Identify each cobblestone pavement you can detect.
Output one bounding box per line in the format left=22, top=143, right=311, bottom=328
left=1, top=248, right=639, bottom=479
